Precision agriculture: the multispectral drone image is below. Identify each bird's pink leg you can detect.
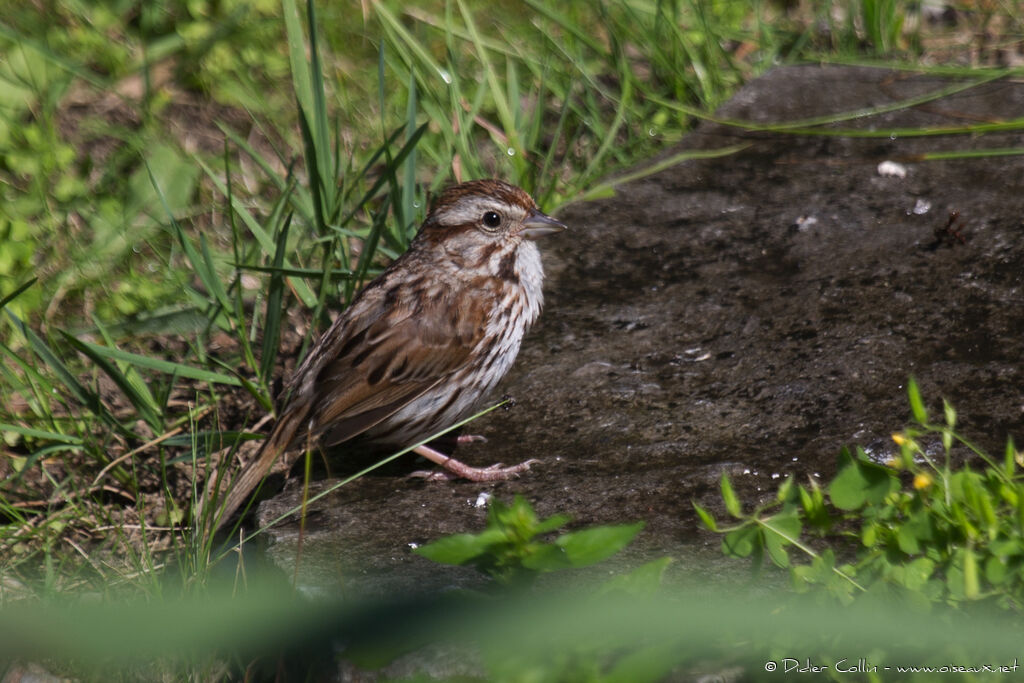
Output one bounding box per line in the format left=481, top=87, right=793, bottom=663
left=409, top=444, right=539, bottom=481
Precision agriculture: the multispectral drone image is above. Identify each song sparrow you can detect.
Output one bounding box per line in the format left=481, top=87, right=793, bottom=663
left=204, top=179, right=565, bottom=525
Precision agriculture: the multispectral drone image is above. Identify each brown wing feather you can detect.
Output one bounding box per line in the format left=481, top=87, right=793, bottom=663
left=205, top=272, right=488, bottom=528
left=310, top=302, right=482, bottom=445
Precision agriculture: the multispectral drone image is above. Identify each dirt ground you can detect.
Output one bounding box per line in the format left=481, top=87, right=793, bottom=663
left=248, top=65, right=1024, bottom=598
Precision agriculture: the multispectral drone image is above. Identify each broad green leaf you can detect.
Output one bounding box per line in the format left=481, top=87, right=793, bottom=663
left=897, top=522, right=921, bottom=555
left=763, top=530, right=790, bottom=568
left=133, top=145, right=199, bottom=217
left=722, top=524, right=759, bottom=558
left=413, top=528, right=507, bottom=566
left=556, top=522, right=644, bottom=568
left=761, top=513, right=801, bottom=568
left=985, top=555, right=1008, bottom=585
left=776, top=475, right=795, bottom=503
left=521, top=544, right=572, bottom=572
left=829, top=451, right=898, bottom=510
left=533, top=513, right=572, bottom=536
left=901, top=557, right=936, bottom=591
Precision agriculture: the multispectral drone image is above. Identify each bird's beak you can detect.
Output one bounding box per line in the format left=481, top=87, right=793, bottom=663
left=519, top=209, right=567, bottom=240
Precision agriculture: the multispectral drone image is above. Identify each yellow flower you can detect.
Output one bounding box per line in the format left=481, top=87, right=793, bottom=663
left=891, top=433, right=906, bottom=446
left=913, top=473, right=932, bottom=490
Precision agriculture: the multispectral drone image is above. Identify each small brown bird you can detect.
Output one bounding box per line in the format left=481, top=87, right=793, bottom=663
left=204, top=179, right=565, bottom=525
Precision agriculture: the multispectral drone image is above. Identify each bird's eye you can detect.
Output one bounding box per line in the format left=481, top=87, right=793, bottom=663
left=482, top=211, right=502, bottom=229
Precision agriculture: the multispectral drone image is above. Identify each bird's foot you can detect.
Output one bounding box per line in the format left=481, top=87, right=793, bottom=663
left=409, top=444, right=538, bottom=482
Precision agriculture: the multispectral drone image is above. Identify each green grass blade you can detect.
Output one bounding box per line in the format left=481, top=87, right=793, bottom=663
left=199, top=233, right=232, bottom=312
left=259, top=213, right=292, bottom=384
left=374, top=3, right=450, bottom=86
left=93, top=316, right=162, bottom=431
left=352, top=204, right=388, bottom=292
left=304, top=0, right=335, bottom=217
left=646, top=70, right=1011, bottom=134
left=282, top=0, right=314, bottom=133
left=338, top=122, right=429, bottom=233
left=0, top=277, right=38, bottom=310
left=62, top=337, right=241, bottom=386
left=579, top=144, right=749, bottom=204
left=4, top=310, right=107, bottom=422
left=455, top=0, right=523, bottom=163
left=195, top=155, right=317, bottom=308
left=234, top=263, right=359, bottom=280
left=400, top=69, right=420, bottom=248
left=59, top=332, right=162, bottom=432
left=0, top=423, right=83, bottom=445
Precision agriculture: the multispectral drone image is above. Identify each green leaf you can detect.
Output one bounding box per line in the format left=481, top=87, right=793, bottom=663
left=520, top=543, right=572, bottom=572
left=942, top=399, right=957, bottom=429
left=901, top=557, right=936, bottom=591
left=776, top=475, right=795, bottom=503
left=693, top=502, right=718, bottom=532
left=556, top=522, right=644, bottom=568
left=722, top=524, right=759, bottom=558
left=985, top=555, right=1008, bottom=585
left=720, top=473, right=741, bottom=518
left=134, top=145, right=198, bottom=217
left=828, top=449, right=898, bottom=510
left=907, top=376, right=928, bottom=424
left=897, top=521, right=921, bottom=555
left=533, top=513, right=572, bottom=536
left=413, top=528, right=507, bottom=566
left=763, top=530, right=790, bottom=568
left=761, top=513, right=801, bottom=569
left=861, top=523, right=877, bottom=547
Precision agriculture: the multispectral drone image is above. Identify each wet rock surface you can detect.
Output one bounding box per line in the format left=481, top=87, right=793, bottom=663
left=255, top=65, right=1024, bottom=596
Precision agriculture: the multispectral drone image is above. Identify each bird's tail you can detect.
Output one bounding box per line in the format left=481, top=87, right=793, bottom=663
left=198, top=403, right=309, bottom=531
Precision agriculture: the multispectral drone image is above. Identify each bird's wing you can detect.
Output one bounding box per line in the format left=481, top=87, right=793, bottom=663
left=308, top=289, right=487, bottom=445
left=202, top=278, right=490, bottom=529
